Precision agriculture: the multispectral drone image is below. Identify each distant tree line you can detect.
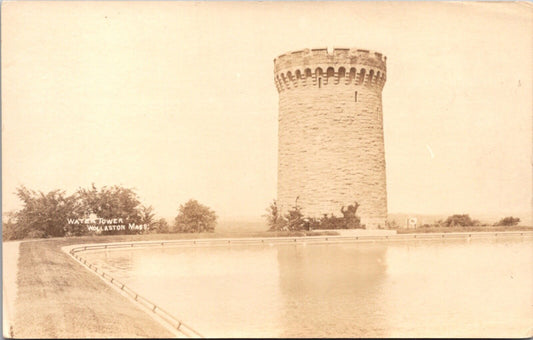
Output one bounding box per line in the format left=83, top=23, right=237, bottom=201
left=2, top=185, right=217, bottom=240
left=387, top=214, right=522, bottom=229
left=264, top=200, right=524, bottom=231
left=434, top=214, right=521, bottom=227
left=264, top=198, right=364, bottom=231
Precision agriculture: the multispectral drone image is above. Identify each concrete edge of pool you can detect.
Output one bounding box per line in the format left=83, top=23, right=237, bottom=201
left=61, top=230, right=533, bottom=338
left=61, top=245, right=203, bottom=339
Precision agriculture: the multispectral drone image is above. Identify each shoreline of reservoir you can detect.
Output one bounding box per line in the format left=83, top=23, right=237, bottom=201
left=63, top=230, right=533, bottom=255
left=5, top=229, right=533, bottom=338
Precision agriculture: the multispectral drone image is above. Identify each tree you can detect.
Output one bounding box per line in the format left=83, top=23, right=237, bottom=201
left=4, top=184, right=157, bottom=239
left=263, top=200, right=286, bottom=231
left=284, top=197, right=305, bottom=231
left=139, top=205, right=156, bottom=231
left=495, top=216, right=520, bottom=226
left=174, top=199, right=217, bottom=233
left=11, top=186, right=82, bottom=239
left=2, top=211, right=20, bottom=241
left=76, top=184, right=147, bottom=234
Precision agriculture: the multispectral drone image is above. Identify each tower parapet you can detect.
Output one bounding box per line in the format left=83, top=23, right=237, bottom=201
left=274, top=47, right=388, bottom=229
left=274, top=48, right=386, bottom=93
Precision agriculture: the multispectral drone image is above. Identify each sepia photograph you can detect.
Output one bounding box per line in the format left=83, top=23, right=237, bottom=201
left=2, top=1, right=532, bottom=338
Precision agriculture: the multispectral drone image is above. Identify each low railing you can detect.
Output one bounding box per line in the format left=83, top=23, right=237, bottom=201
left=70, top=230, right=533, bottom=255
left=68, top=248, right=203, bottom=338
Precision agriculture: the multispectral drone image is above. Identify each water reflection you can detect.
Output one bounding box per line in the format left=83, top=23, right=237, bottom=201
left=103, top=250, right=135, bottom=271
left=82, top=237, right=533, bottom=337
left=380, top=238, right=533, bottom=337
left=276, top=243, right=388, bottom=337
left=86, top=246, right=284, bottom=337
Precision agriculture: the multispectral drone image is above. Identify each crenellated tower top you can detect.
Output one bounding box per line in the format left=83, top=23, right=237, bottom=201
left=273, top=48, right=387, bottom=93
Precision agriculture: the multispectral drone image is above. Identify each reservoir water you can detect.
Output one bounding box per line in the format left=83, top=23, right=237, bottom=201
left=83, top=237, right=532, bottom=337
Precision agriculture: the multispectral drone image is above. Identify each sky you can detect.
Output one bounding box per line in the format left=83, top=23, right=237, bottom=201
left=2, top=1, right=532, bottom=221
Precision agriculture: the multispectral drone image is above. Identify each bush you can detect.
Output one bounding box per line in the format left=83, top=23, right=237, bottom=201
left=174, top=199, right=217, bottom=233
left=443, top=214, right=475, bottom=227
left=304, top=217, right=321, bottom=230
left=26, top=229, right=46, bottom=239
left=318, top=214, right=345, bottom=229
left=264, top=200, right=286, bottom=231
left=494, top=216, right=520, bottom=226
left=2, top=216, right=20, bottom=241
left=285, top=199, right=305, bottom=231
left=264, top=198, right=305, bottom=231
left=386, top=219, right=399, bottom=229
left=153, top=218, right=170, bottom=233
left=264, top=198, right=362, bottom=231
left=340, top=202, right=361, bottom=228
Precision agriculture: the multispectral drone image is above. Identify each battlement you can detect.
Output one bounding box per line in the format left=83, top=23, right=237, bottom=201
left=274, top=48, right=386, bottom=73
left=273, top=48, right=386, bottom=93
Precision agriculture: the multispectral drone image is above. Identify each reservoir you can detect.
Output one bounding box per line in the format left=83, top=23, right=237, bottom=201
left=82, top=236, right=532, bottom=337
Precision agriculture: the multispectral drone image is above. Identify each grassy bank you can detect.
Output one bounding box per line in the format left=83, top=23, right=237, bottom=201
left=13, top=238, right=176, bottom=338
left=396, top=225, right=533, bottom=234
left=11, top=230, right=337, bottom=338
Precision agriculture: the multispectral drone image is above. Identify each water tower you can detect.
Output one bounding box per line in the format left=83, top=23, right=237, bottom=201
left=274, top=47, right=387, bottom=228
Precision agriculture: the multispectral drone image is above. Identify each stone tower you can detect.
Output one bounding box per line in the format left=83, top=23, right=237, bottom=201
left=274, top=48, right=387, bottom=228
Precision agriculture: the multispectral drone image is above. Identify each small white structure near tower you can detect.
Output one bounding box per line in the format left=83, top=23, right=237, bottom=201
left=406, top=217, right=418, bottom=229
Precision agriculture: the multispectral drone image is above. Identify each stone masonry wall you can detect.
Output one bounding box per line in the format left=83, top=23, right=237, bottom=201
left=274, top=48, right=388, bottom=228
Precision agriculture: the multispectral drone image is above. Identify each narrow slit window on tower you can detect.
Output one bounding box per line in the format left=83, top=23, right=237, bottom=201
left=318, top=78, right=322, bottom=88
left=354, top=91, right=358, bottom=102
